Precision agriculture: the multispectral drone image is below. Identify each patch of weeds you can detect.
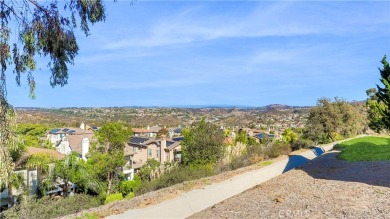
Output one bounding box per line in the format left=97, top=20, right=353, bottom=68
left=258, top=161, right=273, bottom=167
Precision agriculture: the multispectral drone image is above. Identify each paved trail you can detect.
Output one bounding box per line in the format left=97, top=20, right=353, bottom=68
left=108, top=143, right=336, bottom=219
left=190, top=151, right=390, bottom=218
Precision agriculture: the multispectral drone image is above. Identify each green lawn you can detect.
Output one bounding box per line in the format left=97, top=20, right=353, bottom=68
left=335, top=136, right=390, bottom=161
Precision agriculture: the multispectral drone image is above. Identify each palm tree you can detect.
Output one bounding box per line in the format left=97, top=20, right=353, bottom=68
left=25, top=153, right=53, bottom=176
left=282, top=128, right=298, bottom=143
left=52, top=152, right=102, bottom=197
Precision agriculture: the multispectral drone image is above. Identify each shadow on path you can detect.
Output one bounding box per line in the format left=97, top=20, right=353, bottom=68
left=282, top=155, right=310, bottom=173
left=282, top=146, right=325, bottom=173
left=297, top=150, right=390, bottom=188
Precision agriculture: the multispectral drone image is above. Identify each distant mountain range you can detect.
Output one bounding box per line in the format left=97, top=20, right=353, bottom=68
left=15, top=104, right=314, bottom=110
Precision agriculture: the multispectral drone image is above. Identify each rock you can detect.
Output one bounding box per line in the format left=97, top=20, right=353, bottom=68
left=275, top=196, right=284, bottom=203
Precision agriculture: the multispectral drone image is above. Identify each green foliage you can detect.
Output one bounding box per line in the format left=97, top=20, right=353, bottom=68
left=0, top=0, right=106, bottom=207
left=223, top=129, right=231, bottom=137
left=182, top=118, right=225, bottom=165
left=366, top=88, right=387, bottom=132
left=303, top=98, right=365, bottom=144
left=52, top=153, right=102, bottom=197
left=264, top=142, right=292, bottom=159
left=104, top=193, right=123, bottom=204
left=138, top=159, right=161, bottom=181
left=25, top=153, right=56, bottom=173
left=335, top=136, right=390, bottom=161
left=8, top=123, right=51, bottom=162
left=87, top=151, right=123, bottom=194
left=2, top=194, right=100, bottom=219
left=282, top=128, right=298, bottom=143
left=157, top=128, right=169, bottom=138
left=119, top=176, right=141, bottom=196
left=125, top=192, right=135, bottom=200
left=366, top=56, right=390, bottom=132
left=234, top=130, right=258, bottom=145
left=15, top=124, right=49, bottom=136
left=91, top=122, right=132, bottom=194
left=290, top=138, right=314, bottom=151
left=95, top=122, right=132, bottom=153
left=0, top=1, right=106, bottom=97
left=136, top=165, right=215, bottom=195
left=75, top=212, right=99, bottom=219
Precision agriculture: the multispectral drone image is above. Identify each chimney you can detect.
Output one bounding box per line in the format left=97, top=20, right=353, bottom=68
left=160, top=135, right=166, bottom=163
left=80, top=122, right=85, bottom=130
left=81, top=138, right=90, bottom=161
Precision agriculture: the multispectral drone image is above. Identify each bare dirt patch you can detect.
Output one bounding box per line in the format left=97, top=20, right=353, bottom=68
left=189, top=151, right=390, bottom=219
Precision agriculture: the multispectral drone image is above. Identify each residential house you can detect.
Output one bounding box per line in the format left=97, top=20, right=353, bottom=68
left=47, top=127, right=94, bottom=146
left=167, top=126, right=182, bottom=138
left=47, top=125, right=94, bottom=160
left=56, top=134, right=93, bottom=160
left=254, top=132, right=282, bottom=141
left=125, top=135, right=182, bottom=173
left=132, top=125, right=160, bottom=138
left=1, top=147, right=65, bottom=211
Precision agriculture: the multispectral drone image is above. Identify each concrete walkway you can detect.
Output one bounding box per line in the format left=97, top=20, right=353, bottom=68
left=108, top=139, right=356, bottom=219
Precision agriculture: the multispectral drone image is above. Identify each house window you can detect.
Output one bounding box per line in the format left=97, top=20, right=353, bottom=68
left=156, top=150, right=159, bottom=158
left=148, top=149, right=152, bottom=157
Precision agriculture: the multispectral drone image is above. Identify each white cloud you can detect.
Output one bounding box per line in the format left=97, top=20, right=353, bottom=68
left=103, top=2, right=389, bottom=50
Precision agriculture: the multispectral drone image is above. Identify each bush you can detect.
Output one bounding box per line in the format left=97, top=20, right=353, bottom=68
left=1, top=194, right=100, bottom=219
left=125, top=192, right=135, bottom=199
left=104, top=193, right=123, bottom=204
left=136, top=165, right=215, bottom=195
left=290, top=139, right=315, bottom=151
left=246, top=144, right=265, bottom=161
left=264, top=143, right=292, bottom=159
left=119, top=176, right=141, bottom=196
left=76, top=212, right=99, bottom=219
left=229, top=155, right=250, bottom=170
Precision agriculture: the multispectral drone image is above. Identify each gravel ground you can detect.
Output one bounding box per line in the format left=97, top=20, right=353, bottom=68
left=189, top=151, right=390, bottom=219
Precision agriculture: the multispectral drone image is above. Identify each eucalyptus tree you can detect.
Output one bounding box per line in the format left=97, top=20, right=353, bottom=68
left=89, top=122, right=132, bottom=194
left=0, top=0, right=106, bottom=191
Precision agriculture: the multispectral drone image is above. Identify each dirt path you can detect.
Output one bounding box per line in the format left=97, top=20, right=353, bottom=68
left=189, top=151, right=390, bottom=218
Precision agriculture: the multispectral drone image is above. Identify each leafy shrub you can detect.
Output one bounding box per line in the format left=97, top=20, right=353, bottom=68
left=1, top=194, right=100, bottom=219
left=76, top=212, right=99, bottom=219
left=290, top=139, right=315, bottom=151
left=138, top=159, right=160, bottom=181
left=136, top=165, right=215, bottom=195
left=104, top=193, right=123, bottom=204
left=119, top=175, right=141, bottom=196
left=229, top=155, right=250, bottom=170
left=125, top=192, right=135, bottom=199
left=246, top=145, right=265, bottom=161
left=264, top=143, right=292, bottom=158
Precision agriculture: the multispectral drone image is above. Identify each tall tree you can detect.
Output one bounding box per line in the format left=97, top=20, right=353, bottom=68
left=89, top=122, right=132, bottom=194
left=157, top=128, right=169, bottom=139
left=182, top=118, right=225, bottom=165
left=0, top=0, right=106, bottom=192
left=366, top=88, right=387, bottom=132
left=304, top=98, right=365, bottom=144
left=373, top=55, right=390, bottom=130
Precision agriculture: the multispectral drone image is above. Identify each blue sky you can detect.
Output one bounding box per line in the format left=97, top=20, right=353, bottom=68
left=7, top=1, right=390, bottom=107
